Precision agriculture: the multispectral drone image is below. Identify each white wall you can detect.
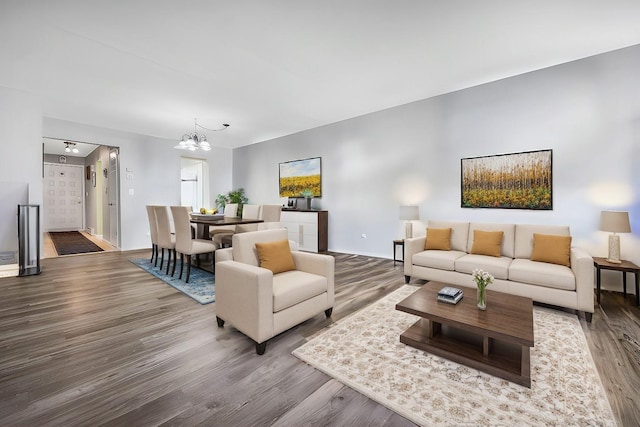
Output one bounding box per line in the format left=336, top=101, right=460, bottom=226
left=43, top=118, right=233, bottom=250
left=232, top=44, right=640, bottom=293
left=0, top=87, right=43, bottom=259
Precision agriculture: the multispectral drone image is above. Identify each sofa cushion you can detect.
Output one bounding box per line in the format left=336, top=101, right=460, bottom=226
left=413, top=250, right=467, bottom=271
left=531, top=233, right=572, bottom=267
left=466, top=222, right=515, bottom=258
left=514, top=224, right=570, bottom=259
left=470, top=230, right=503, bottom=257
left=425, top=227, right=452, bottom=250
left=272, top=270, right=327, bottom=312
left=255, top=239, right=296, bottom=274
left=509, top=258, right=576, bottom=291
left=454, top=254, right=511, bottom=280
left=428, top=220, right=469, bottom=252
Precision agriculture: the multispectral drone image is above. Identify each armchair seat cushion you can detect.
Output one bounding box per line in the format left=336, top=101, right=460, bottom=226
left=273, top=271, right=328, bottom=312
left=412, top=250, right=466, bottom=271
left=509, top=258, right=576, bottom=291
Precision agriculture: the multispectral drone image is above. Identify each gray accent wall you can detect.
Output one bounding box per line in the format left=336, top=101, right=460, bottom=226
left=233, top=44, right=640, bottom=265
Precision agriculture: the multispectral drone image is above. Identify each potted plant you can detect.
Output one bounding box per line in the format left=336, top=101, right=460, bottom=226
left=215, top=188, right=249, bottom=216
left=300, top=189, right=314, bottom=210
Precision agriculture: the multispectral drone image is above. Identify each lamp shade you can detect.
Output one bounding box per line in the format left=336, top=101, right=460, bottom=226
left=399, top=205, right=419, bottom=221
left=600, top=211, right=631, bottom=233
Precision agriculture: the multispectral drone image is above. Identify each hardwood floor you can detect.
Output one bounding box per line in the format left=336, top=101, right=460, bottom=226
left=0, top=251, right=638, bottom=426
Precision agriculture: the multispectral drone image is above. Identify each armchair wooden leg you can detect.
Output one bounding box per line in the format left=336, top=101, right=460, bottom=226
left=255, top=341, right=267, bottom=355
left=404, top=275, right=410, bottom=284
left=325, top=307, right=333, bottom=318
left=585, top=312, right=593, bottom=323
left=216, top=317, right=225, bottom=327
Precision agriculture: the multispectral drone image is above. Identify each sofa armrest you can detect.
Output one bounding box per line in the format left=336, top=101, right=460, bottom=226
left=404, top=236, right=426, bottom=277
left=570, top=247, right=594, bottom=314
left=215, top=247, right=233, bottom=263
left=215, top=260, right=275, bottom=343
left=292, top=252, right=335, bottom=307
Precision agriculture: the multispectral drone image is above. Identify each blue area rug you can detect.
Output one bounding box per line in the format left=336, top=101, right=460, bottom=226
left=130, top=258, right=215, bottom=304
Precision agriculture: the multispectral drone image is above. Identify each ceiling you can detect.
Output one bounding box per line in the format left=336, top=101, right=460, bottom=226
left=2, top=1, right=640, bottom=150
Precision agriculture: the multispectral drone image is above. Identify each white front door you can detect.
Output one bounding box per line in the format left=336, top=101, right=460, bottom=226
left=107, top=147, right=120, bottom=247
left=43, top=163, right=84, bottom=231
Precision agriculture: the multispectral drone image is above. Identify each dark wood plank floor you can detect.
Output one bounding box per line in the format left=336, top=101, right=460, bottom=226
left=0, top=250, right=638, bottom=426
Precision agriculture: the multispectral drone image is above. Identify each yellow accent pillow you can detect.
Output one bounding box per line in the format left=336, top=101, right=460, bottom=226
left=255, top=239, right=296, bottom=274
left=425, top=227, right=452, bottom=250
left=531, top=233, right=572, bottom=267
left=470, top=230, right=503, bottom=257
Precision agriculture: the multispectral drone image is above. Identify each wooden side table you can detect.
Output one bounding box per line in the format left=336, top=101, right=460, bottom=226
left=593, top=257, right=640, bottom=306
left=393, top=239, right=404, bottom=265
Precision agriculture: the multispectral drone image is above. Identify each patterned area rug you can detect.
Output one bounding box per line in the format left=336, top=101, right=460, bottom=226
left=130, top=258, right=215, bottom=304
left=293, top=285, right=616, bottom=427
left=49, top=231, right=104, bottom=255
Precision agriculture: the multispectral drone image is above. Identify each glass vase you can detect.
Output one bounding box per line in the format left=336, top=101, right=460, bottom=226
left=477, top=286, right=486, bottom=310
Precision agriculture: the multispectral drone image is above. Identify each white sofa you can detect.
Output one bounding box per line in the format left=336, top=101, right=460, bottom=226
left=404, top=220, right=594, bottom=322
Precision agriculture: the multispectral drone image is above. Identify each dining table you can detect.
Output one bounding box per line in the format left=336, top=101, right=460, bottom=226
left=189, top=214, right=264, bottom=240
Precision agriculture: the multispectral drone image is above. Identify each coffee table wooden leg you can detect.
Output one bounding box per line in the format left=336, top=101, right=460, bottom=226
left=428, top=320, right=441, bottom=339
left=483, top=336, right=493, bottom=356
left=521, top=346, right=531, bottom=380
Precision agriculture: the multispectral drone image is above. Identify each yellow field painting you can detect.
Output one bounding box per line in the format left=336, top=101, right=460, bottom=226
left=461, top=150, right=552, bottom=210
left=279, top=175, right=321, bottom=198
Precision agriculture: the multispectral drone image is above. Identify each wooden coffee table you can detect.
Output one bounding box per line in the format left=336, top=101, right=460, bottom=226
left=396, top=282, right=534, bottom=387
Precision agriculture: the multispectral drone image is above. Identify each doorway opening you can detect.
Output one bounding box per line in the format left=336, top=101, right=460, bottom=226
left=42, top=137, right=120, bottom=258
left=181, top=157, right=209, bottom=212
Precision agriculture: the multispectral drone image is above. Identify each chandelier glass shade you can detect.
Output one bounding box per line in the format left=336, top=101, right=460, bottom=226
left=64, top=142, right=79, bottom=153
left=174, top=118, right=229, bottom=152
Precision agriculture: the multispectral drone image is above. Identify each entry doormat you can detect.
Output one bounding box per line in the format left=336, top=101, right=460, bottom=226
left=293, top=285, right=616, bottom=426
left=49, top=231, right=104, bottom=256
left=130, top=258, right=215, bottom=304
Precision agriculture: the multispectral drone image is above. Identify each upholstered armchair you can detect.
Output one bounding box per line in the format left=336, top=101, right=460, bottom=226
left=215, top=228, right=334, bottom=355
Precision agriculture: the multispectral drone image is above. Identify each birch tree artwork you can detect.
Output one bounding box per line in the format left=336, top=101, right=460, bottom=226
left=461, top=150, right=552, bottom=210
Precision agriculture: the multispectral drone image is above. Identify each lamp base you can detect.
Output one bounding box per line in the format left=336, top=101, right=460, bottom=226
left=607, top=234, right=621, bottom=264
left=404, top=222, right=413, bottom=240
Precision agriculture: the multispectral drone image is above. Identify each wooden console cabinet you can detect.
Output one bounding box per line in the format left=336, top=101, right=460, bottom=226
left=281, top=209, right=328, bottom=253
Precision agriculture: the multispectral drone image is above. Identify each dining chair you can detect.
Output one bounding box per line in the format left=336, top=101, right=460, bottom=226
left=233, top=204, right=262, bottom=234
left=171, top=206, right=218, bottom=283
left=257, top=204, right=282, bottom=230
left=209, top=203, right=239, bottom=240
left=145, top=205, right=160, bottom=266
left=153, top=205, right=176, bottom=275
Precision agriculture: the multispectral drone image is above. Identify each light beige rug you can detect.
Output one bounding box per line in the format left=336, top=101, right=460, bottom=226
left=293, top=285, right=616, bottom=426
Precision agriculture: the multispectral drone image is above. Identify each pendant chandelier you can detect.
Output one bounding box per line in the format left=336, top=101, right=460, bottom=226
left=174, top=118, right=229, bottom=151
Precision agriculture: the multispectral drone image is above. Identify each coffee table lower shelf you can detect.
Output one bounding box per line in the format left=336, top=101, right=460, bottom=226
left=400, top=318, right=531, bottom=388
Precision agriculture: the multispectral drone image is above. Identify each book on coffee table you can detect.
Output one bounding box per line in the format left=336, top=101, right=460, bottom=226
left=437, top=286, right=463, bottom=304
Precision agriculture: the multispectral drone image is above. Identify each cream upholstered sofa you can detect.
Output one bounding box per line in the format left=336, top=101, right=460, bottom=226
left=404, top=220, right=594, bottom=322
left=215, top=228, right=334, bottom=354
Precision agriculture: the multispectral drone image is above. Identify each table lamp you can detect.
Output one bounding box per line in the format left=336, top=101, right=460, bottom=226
left=399, top=205, right=419, bottom=239
left=600, top=210, right=631, bottom=263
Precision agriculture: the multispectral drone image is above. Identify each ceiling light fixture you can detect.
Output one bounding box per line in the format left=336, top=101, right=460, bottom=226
left=174, top=118, right=229, bottom=152
left=64, top=142, right=79, bottom=154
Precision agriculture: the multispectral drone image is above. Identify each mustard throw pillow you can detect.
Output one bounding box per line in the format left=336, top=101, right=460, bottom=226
left=425, top=227, right=452, bottom=250
left=531, top=233, right=572, bottom=267
left=470, top=230, right=503, bottom=257
left=255, top=239, right=296, bottom=274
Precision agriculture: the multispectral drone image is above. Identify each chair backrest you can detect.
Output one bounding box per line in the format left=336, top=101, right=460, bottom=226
left=260, top=205, right=282, bottom=222
left=232, top=228, right=290, bottom=267
left=146, top=205, right=159, bottom=244
left=170, top=206, right=194, bottom=254
left=224, top=203, right=238, bottom=218
left=242, top=204, right=261, bottom=220
left=154, top=206, right=174, bottom=248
